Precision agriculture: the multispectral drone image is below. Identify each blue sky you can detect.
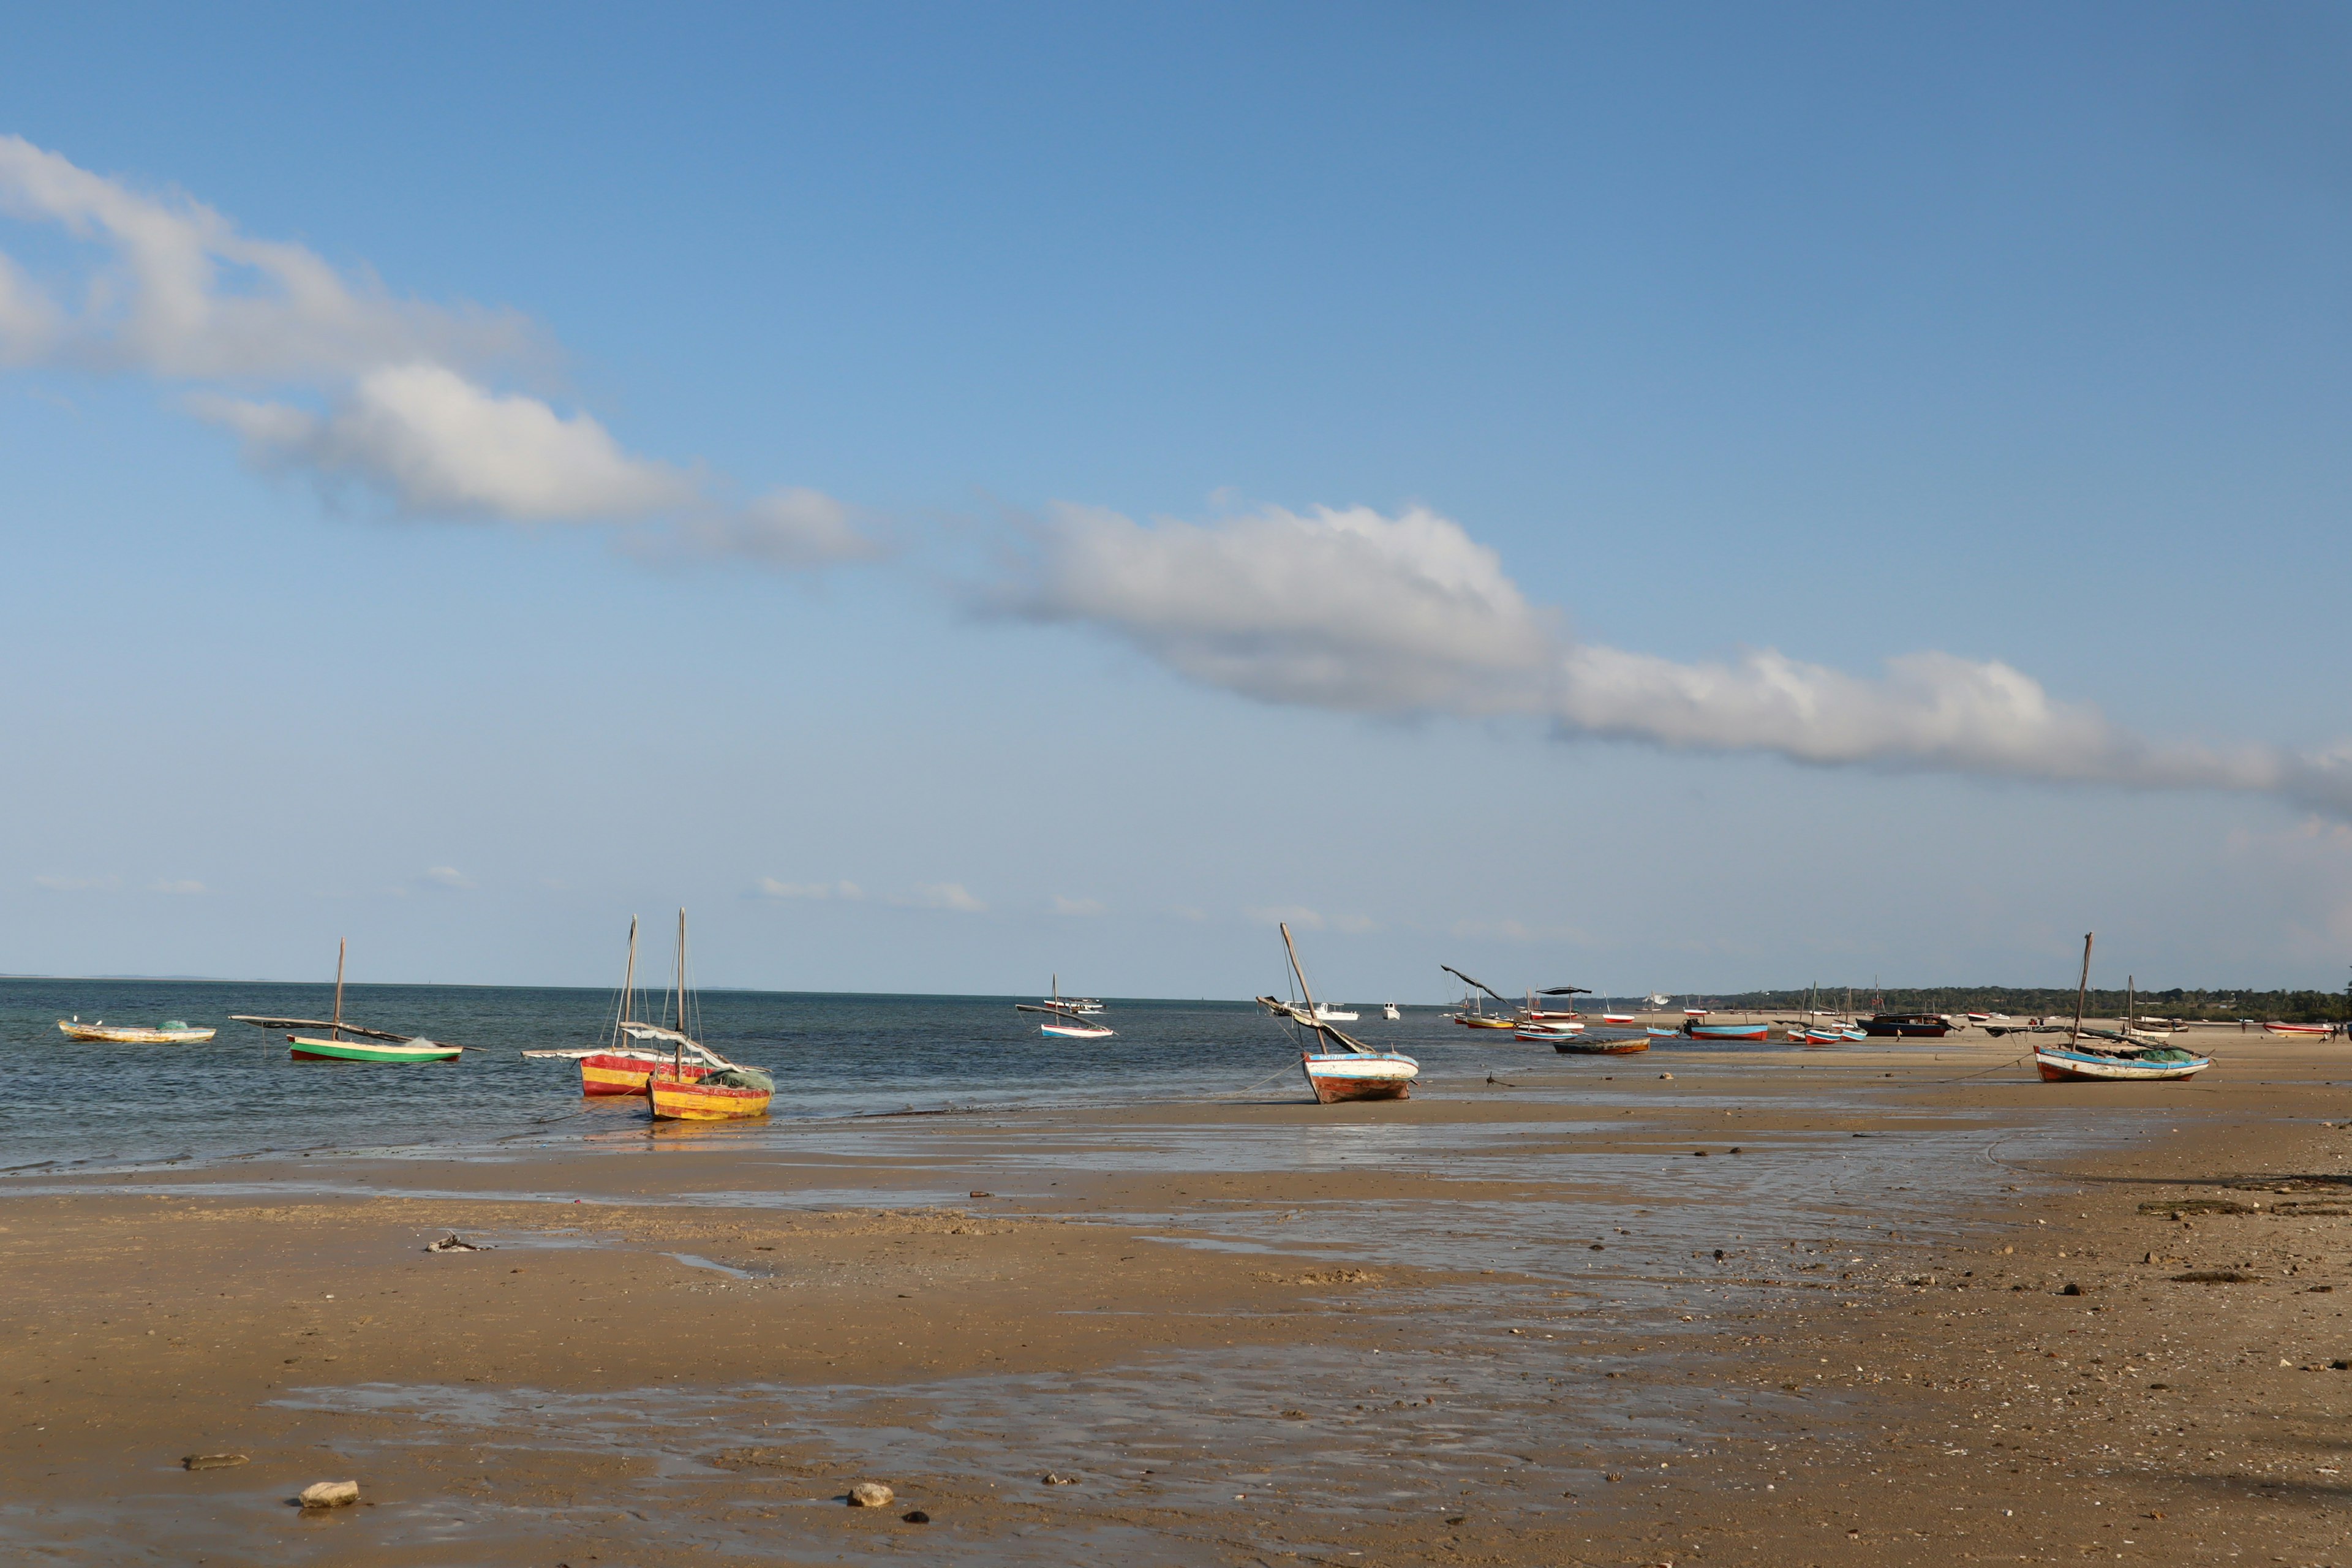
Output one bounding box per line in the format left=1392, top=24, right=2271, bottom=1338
left=3, top=3, right=2349, bottom=999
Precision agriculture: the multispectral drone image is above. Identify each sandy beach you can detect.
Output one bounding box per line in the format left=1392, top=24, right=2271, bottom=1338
left=6, top=1032, right=2351, bottom=1566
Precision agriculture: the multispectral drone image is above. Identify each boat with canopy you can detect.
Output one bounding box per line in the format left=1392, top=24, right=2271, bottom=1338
left=230, top=940, right=465, bottom=1063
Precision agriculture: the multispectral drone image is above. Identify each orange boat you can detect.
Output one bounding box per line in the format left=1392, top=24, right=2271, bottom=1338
left=649, top=1072, right=773, bottom=1120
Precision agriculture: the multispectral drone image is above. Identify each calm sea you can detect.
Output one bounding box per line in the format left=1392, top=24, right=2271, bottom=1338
left=0, top=978, right=1713, bottom=1173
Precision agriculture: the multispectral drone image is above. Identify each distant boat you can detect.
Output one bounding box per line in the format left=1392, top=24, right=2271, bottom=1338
left=1514, top=1020, right=1585, bottom=1041
left=1686, top=1020, right=1769, bottom=1041
left=1857, top=1014, right=1953, bottom=1039
left=230, top=940, right=464, bottom=1064
left=1441, top=965, right=1517, bottom=1028
left=1016, top=975, right=1117, bottom=1039
left=1518, top=984, right=1591, bottom=1028
left=1684, top=1008, right=1709, bottom=1018
left=1382, top=1003, right=1402, bottom=1021
left=1264, top=924, right=1417, bottom=1102
left=57, top=1017, right=214, bottom=1044
left=2264, top=1022, right=2332, bottom=1038
left=1600, top=1012, right=1638, bottom=1025
left=1551, top=1034, right=1648, bottom=1055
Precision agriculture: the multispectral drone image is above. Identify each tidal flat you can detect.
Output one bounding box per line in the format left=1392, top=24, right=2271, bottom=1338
left=5, top=1035, right=2350, bottom=1566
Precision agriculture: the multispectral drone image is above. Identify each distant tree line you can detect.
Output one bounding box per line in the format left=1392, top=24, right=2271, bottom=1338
left=1586, top=987, right=2352, bottom=1022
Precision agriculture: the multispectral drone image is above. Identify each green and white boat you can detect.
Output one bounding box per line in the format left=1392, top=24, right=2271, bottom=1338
left=230, top=940, right=466, bottom=1065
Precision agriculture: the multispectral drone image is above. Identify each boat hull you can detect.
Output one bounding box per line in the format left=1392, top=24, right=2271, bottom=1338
left=649, top=1080, right=772, bottom=1120
left=1453, top=1016, right=1516, bottom=1030
left=1513, top=1023, right=1585, bottom=1041
left=579, top=1053, right=712, bottom=1096
left=58, top=1022, right=215, bottom=1044
left=1040, top=1023, right=1116, bottom=1039
left=1859, top=1016, right=1953, bottom=1038
left=2264, top=1023, right=2332, bottom=1038
left=1554, top=1036, right=1648, bottom=1055
left=2034, top=1047, right=2212, bottom=1082
left=1687, top=1022, right=1770, bottom=1041
left=288, top=1036, right=462, bottom=1064
left=1300, top=1051, right=1418, bottom=1104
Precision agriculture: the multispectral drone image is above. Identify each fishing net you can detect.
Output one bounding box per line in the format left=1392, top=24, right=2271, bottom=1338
left=700, top=1067, right=774, bottom=1092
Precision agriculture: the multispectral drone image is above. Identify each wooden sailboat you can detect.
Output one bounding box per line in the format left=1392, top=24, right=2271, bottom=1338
left=520, top=916, right=731, bottom=1094
left=230, top=940, right=464, bottom=1063
left=57, top=1017, right=215, bottom=1044
left=1262, top=924, right=1418, bottom=1102
left=1442, top=965, right=1518, bottom=1029
left=1016, top=975, right=1116, bottom=1039
left=644, top=911, right=773, bottom=1120
left=2034, top=933, right=2211, bottom=1082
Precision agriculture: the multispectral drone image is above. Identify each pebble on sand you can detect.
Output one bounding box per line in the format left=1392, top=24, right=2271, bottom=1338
left=848, top=1482, right=895, bottom=1508
left=902, top=1509, right=930, bottom=1523
left=297, top=1480, right=360, bottom=1509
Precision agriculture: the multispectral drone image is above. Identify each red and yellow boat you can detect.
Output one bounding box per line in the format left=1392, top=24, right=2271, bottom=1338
left=649, top=1071, right=774, bottom=1120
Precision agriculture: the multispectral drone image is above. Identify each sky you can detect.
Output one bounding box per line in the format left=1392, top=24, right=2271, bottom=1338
left=2, top=2, right=2350, bottom=1000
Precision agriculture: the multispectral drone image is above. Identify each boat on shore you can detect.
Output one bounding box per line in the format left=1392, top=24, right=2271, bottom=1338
left=1686, top=1020, right=1770, bottom=1041
left=521, top=917, right=729, bottom=1093
left=2033, top=933, right=2211, bottom=1083
left=644, top=911, right=771, bottom=1120
left=1551, top=1034, right=1648, bottom=1055
left=1264, top=925, right=1417, bottom=1102
left=230, top=940, right=464, bottom=1063
left=1442, top=966, right=1518, bottom=1029
left=1858, top=1014, right=1953, bottom=1038
left=2264, top=1021, right=2333, bottom=1038
left=57, top=1018, right=214, bottom=1044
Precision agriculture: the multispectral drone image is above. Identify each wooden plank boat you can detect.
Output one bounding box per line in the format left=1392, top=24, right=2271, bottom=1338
left=1017, top=976, right=1117, bottom=1039
left=2034, top=1044, right=2211, bottom=1082
left=1455, top=1014, right=1517, bottom=1029
left=1553, top=1035, right=1648, bottom=1055
left=649, top=1075, right=773, bottom=1120
left=1857, top=1014, right=1953, bottom=1038
left=1645, top=1025, right=1682, bottom=1038
left=2264, top=1022, right=2332, bottom=1038
left=1442, top=965, right=1518, bottom=1028
left=1268, top=926, right=1417, bottom=1103
left=1601, top=1012, right=1637, bottom=1025
left=290, top=1035, right=462, bottom=1064
left=1513, top=1020, right=1586, bottom=1041
left=56, top=1019, right=215, bottom=1044
left=1687, top=1021, right=1769, bottom=1041
left=235, top=940, right=468, bottom=1065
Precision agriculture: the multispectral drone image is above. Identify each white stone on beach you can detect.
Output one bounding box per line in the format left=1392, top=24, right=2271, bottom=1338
left=298, top=1480, right=359, bottom=1509
left=849, top=1482, right=894, bottom=1507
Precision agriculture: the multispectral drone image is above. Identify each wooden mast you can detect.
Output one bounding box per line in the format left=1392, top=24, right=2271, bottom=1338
left=674, top=908, right=687, bottom=1082
left=2126, top=974, right=2135, bottom=1038
left=333, top=938, right=345, bottom=1042
left=2071, top=932, right=2094, bottom=1046
left=620, top=916, right=638, bottom=1042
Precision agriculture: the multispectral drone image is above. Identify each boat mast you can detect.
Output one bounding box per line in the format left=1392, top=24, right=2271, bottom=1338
left=2071, top=932, right=2094, bottom=1046
left=2126, top=974, right=2135, bottom=1037
left=674, top=908, right=687, bottom=1082
left=333, top=938, right=345, bottom=1042
left=616, top=915, right=638, bottom=1051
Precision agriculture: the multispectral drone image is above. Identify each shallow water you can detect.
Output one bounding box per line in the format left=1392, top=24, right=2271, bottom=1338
left=1, top=977, right=1782, bottom=1172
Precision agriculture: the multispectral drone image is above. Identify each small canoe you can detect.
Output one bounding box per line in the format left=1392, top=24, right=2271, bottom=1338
left=649, top=1076, right=772, bottom=1120
left=1645, top=1025, right=1682, bottom=1038
left=1600, top=1013, right=1637, bottom=1025
left=288, top=1035, right=462, bottom=1064
left=1683, top=1009, right=1709, bottom=1017
left=1453, top=1015, right=1517, bottom=1030
left=1300, top=1050, right=1417, bottom=1103
left=2264, top=1022, right=2332, bottom=1038
left=58, top=1020, right=215, bottom=1044
left=2035, top=1044, right=2212, bottom=1082
left=1687, top=1022, right=1769, bottom=1041
left=1554, top=1036, right=1648, bottom=1055
left=1041, top=1021, right=1116, bottom=1040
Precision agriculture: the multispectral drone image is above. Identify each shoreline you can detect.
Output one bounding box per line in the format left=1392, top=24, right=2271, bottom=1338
left=6, top=1036, right=2350, bottom=1564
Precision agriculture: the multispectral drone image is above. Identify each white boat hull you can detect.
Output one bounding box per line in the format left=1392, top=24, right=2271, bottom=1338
left=1300, top=1050, right=1417, bottom=1104
left=2035, top=1046, right=2211, bottom=1082
left=1041, top=1022, right=1115, bottom=1040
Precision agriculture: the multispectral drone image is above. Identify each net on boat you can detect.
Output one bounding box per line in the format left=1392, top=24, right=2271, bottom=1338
left=699, top=1066, right=774, bottom=1092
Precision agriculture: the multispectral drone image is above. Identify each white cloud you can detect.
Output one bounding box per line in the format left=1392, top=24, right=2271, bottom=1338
left=423, top=865, right=475, bottom=889
left=758, top=877, right=867, bottom=901
left=198, top=364, right=698, bottom=521
left=150, top=878, right=205, bottom=895
left=33, top=873, right=119, bottom=892
left=0, top=137, right=873, bottom=556
left=998, top=499, right=2352, bottom=818
left=1247, top=904, right=1326, bottom=930
left=1052, top=894, right=1107, bottom=917
left=910, top=882, right=986, bottom=914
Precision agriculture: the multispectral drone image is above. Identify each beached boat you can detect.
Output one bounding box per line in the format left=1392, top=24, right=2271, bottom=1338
left=643, top=912, right=771, bottom=1120
left=1686, top=1020, right=1770, bottom=1041
left=1645, top=1025, right=1682, bottom=1038
left=1016, top=975, right=1117, bottom=1039
left=1857, top=1014, right=1953, bottom=1038
left=2264, top=1022, right=2332, bottom=1038
left=1551, top=1034, right=1648, bottom=1055
left=1600, top=1011, right=1638, bottom=1025
left=1264, top=925, right=1417, bottom=1102
left=2032, top=933, right=2211, bottom=1083
left=230, top=940, right=464, bottom=1064
left=1513, top=1020, right=1586, bottom=1041
left=56, top=1018, right=215, bottom=1044
left=522, top=917, right=731, bottom=1094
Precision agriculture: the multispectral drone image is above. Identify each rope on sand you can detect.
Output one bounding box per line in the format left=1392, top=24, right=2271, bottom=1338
left=1212, top=1063, right=1306, bottom=1099
left=1938, top=1051, right=2031, bottom=1085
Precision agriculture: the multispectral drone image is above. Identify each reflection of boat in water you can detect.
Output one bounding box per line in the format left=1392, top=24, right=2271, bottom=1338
left=58, top=1017, right=214, bottom=1044
left=1263, top=924, right=1417, bottom=1102
left=1017, top=976, right=1116, bottom=1039
left=232, top=940, right=466, bottom=1064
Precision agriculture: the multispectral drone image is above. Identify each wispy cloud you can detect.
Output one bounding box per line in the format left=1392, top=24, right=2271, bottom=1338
left=1051, top=894, right=1107, bottom=917
left=0, top=137, right=878, bottom=564
left=422, top=865, right=475, bottom=890
left=756, top=876, right=984, bottom=913
left=150, top=878, right=205, bottom=895
left=995, top=499, right=2352, bottom=818
left=33, top=873, right=119, bottom=892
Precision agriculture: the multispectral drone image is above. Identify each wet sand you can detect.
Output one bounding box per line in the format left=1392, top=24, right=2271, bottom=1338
left=5, top=1032, right=2350, bottom=1565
